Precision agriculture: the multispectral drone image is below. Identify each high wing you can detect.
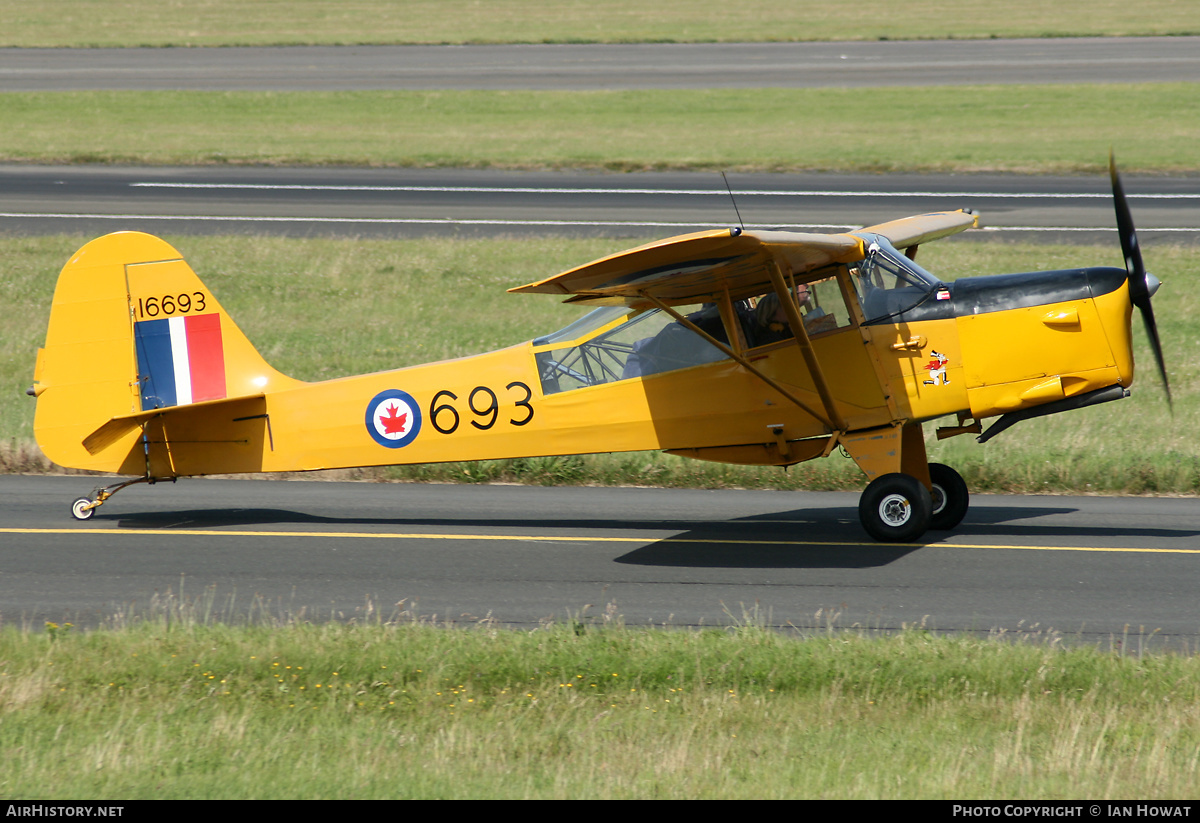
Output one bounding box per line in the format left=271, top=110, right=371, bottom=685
left=856, top=209, right=979, bottom=249
left=509, top=210, right=977, bottom=306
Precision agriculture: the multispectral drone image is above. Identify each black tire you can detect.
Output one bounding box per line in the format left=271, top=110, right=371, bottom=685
left=928, top=463, right=969, bottom=531
left=858, top=473, right=932, bottom=543
left=71, top=497, right=95, bottom=521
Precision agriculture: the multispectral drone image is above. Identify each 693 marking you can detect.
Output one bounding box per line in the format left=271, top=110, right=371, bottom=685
left=430, top=382, right=534, bottom=434
left=135, top=291, right=208, bottom=320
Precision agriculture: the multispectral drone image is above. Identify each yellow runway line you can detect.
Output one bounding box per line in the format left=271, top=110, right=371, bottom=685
left=4, top=527, right=1200, bottom=554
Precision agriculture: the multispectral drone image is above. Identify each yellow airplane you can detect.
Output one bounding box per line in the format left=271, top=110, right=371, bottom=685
left=30, top=159, right=1168, bottom=541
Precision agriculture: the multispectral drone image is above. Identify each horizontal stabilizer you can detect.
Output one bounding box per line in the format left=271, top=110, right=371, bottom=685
left=83, top=393, right=266, bottom=455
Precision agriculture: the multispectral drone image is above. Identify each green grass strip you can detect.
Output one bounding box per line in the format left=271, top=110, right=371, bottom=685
left=4, top=86, right=1200, bottom=174
left=2, top=617, right=1199, bottom=799
left=4, top=0, right=1198, bottom=46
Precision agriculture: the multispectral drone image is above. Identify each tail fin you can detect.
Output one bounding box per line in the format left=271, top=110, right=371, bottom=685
left=32, top=232, right=299, bottom=474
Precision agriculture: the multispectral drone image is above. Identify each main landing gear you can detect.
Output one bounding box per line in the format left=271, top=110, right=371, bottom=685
left=856, top=463, right=969, bottom=543
left=928, top=462, right=969, bottom=531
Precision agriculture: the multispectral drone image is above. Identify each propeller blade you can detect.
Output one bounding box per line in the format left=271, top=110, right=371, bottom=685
left=1139, top=293, right=1171, bottom=409
left=1110, top=152, right=1171, bottom=408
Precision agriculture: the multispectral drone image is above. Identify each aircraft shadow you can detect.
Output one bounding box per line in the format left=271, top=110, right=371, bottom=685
left=105, top=504, right=918, bottom=569
left=95, top=497, right=1200, bottom=570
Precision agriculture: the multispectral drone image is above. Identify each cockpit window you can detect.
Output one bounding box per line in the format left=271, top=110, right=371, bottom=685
left=745, top=275, right=852, bottom=349
left=852, top=236, right=941, bottom=323
left=533, top=304, right=729, bottom=395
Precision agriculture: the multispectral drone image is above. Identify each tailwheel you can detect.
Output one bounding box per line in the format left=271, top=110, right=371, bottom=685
left=859, top=473, right=932, bottom=543
left=71, top=497, right=96, bottom=521
left=66, top=476, right=168, bottom=521
left=928, top=463, right=969, bottom=531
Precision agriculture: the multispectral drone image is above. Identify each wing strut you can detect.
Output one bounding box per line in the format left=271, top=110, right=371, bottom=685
left=765, top=259, right=848, bottom=432
left=637, top=291, right=838, bottom=431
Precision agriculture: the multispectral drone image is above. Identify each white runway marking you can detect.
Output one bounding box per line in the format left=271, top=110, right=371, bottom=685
left=129, top=182, right=1200, bottom=200
left=5, top=211, right=1197, bottom=233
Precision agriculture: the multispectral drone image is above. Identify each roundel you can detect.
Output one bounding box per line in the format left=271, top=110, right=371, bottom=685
left=365, top=389, right=422, bottom=448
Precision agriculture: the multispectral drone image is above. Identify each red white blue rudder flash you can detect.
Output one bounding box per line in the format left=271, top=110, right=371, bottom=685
left=134, top=313, right=228, bottom=409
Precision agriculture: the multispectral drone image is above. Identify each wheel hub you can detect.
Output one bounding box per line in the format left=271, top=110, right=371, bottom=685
left=930, top=485, right=946, bottom=515
left=878, top=493, right=912, bottom=526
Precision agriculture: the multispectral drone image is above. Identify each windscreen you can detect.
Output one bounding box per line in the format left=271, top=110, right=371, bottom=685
left=852, top=237, right=941, bottom=323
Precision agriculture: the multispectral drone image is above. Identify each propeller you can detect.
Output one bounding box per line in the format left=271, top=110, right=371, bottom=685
left=1110, top=152, right=1171, bottom=409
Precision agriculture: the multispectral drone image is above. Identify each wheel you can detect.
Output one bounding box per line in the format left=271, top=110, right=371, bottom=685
left=928, top=463, right=969, bottom=531
left=71, top=497, right=95, bottom=521
left=858, top=473, right=932, bottom=543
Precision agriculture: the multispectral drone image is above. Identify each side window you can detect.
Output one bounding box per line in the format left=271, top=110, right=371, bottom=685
left=534, top=304, right=730, bottom=395
left=745, top=275, right=853, bottom=349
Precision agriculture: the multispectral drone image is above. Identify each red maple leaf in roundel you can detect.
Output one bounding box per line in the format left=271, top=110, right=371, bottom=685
left=379, top=403, right=409, bottom=434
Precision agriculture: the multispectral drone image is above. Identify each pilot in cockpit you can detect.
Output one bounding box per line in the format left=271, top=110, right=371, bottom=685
left=750, top=282, right=834, bottom=346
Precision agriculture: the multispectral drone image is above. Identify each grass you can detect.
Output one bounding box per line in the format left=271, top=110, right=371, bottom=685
left=2, top=604, right=1199, bottom=799
left=3, top=0, right=1198, bottom=46
left=4, top=85, right=1200, bottom=174
left=6, top=233, right=1197, bottom=495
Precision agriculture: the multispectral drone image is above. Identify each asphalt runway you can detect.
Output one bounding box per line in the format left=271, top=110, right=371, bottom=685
left=4, top=476, right=1199, bottom=646
left=3, top=164, right=1198, bottom=241
left=3, top=38, right=1199, bottom=90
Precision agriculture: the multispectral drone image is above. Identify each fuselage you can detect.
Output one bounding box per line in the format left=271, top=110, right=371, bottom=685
left=128, top=260, right=1136, bottom=478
